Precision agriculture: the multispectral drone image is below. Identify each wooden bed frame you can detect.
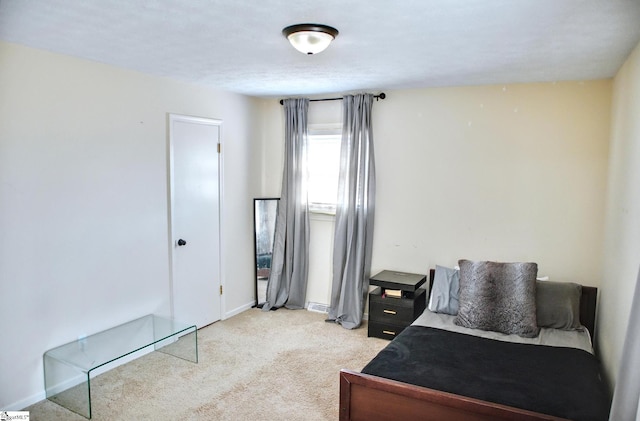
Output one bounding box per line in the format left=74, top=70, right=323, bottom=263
left=339, top=269, right=599, bottom=421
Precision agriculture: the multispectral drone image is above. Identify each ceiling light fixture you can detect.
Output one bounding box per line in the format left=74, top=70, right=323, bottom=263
left=282, top=23, right=339, bottom=55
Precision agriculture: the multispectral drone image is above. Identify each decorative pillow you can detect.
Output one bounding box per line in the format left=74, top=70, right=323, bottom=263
left=536, top=280, right=582, bottom=330
left=455, top=259, right=540, bottom=338
left=428, top=265, right=460, bottom=315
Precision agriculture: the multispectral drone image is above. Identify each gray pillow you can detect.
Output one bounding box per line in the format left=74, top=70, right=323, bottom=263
left=428, top=265, right=460, bottom=315
left=536, top=280, right=582, bottom=330
left=455, top=259, right=540, bottom=338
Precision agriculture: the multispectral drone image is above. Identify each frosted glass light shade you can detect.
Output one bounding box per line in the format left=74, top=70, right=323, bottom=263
left=283, top=24, right=339, bottom=55
left=287, top=31, right=334, bottom=54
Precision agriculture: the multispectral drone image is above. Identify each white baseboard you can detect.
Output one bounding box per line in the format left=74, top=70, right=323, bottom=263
left=224, top=301, right=254, bottom=319
left=6, top=391, right=46, bottom=411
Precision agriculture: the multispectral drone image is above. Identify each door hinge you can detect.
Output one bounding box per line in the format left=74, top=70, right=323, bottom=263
left=217, top=143, right=221, bottom=153
left=219, top=285, right=223, bottom=295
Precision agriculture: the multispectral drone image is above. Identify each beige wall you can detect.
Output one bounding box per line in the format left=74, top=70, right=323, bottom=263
left=373, top=82, right=610, bottom=283
left=598, top=40, right=640, bottom=390
left=0, top=41, right=262, bottom=408
left=260, top=81, right=611, bottom=308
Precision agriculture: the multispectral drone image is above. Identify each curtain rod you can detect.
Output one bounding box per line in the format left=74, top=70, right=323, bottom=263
left=279, top=92, right=386, bottom=105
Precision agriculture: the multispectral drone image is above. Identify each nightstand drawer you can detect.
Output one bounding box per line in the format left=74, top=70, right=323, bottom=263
left=368, top=321, right=406, bottom=340
left=367, top=286, right=426, bottom=339
left=369, top=300, right=415, bottom=324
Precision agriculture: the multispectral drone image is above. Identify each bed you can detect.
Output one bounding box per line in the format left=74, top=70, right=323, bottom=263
left=340, top=262, right=611, bottom=421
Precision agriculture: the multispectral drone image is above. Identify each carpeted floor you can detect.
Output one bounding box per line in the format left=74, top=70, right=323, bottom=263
left=26, top=308, right=388, bottom=420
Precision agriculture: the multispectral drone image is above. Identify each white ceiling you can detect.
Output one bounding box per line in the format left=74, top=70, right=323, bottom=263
left=1, top=0, right=640, bottom=98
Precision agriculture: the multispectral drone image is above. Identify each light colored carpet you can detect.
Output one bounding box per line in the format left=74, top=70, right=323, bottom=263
left=26, top=308, right=388, bottom=420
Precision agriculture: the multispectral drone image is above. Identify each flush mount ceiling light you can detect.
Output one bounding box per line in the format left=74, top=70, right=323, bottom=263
left=282, top=23, right=339, bottom=55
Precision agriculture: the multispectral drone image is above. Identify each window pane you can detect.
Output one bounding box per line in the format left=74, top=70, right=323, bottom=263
left=307, top=133, right=340, bottom=212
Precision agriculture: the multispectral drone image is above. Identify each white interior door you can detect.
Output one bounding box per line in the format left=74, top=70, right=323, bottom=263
left=169, top=114, right=222, bottom=328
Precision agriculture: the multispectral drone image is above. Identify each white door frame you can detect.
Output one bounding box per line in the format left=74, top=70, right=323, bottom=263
left=167, top=113, right=225, bottom=323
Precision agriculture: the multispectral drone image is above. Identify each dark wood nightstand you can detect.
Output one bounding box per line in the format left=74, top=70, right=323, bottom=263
left=368, top=270, right=427, bottom=340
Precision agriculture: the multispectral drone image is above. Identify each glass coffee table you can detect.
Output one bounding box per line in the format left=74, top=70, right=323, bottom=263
left=44, top=314, right=197, bottom=418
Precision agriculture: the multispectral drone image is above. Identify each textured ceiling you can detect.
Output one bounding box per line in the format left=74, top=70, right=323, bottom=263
left=1, top=0, right=640, bottom=98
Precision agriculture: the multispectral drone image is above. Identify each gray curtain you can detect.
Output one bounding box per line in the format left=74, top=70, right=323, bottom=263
left=609, top=265, right=640, bottom=420
left=327, top=94, right=376, bottom=329
left=263, top=98, right=310, bottom=311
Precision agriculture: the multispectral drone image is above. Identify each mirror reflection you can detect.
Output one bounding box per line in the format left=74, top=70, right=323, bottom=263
left=254, top=198, right=279, bottom=307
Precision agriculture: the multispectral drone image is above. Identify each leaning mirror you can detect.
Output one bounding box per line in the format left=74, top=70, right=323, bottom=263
left=254, top=198, right=279, bottom=308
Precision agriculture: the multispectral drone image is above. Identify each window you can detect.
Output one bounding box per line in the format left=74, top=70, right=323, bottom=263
left=307, top=126, right=341, bottom=214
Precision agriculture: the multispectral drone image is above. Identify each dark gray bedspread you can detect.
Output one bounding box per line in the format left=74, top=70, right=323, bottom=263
left=361, top=326, right=610, bottom=421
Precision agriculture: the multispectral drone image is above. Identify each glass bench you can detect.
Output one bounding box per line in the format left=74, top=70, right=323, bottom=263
left=44, top=314, right=197, bottom=418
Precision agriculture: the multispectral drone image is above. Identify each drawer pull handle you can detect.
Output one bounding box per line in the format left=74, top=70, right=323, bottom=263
left=383, top=309, right=397, bottom=315
left=383, top=330, right=396, bottom=336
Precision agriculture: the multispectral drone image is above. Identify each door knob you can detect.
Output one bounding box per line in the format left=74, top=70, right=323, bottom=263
left=177, top=239, right=187, bottom=246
